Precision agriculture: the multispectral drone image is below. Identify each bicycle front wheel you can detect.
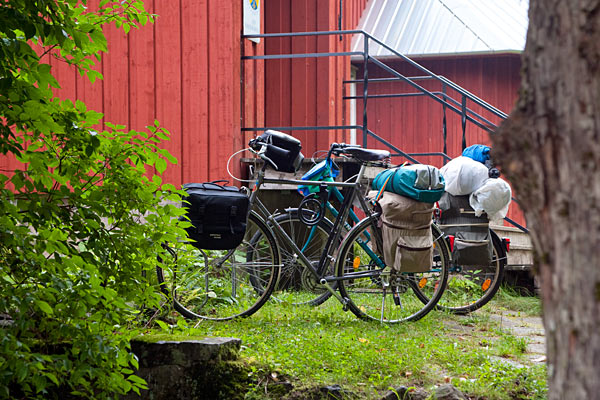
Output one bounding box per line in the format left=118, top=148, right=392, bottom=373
left=157, top=212, right=280, bottom=320
left=336, top=217, right=450, bottom=323
left=434, top=229, right=506, bottom=314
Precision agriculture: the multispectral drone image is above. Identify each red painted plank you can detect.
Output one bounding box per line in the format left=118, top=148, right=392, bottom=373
left=291, top=0, right=310, bottom=151
left=181, top=0, right=209, bottom=183
left=51, top=53, right=78, bottom=103
left=207, top=0, right=239, bottom=181
left=128, top=0, right=155, bottom=134
left=76, top=0, right=104, bottom=127
left=280, top=1, right=292, bottom=137
left=103, top=25, right=129, bottom=127
left=154, top=0, right=182, bottom=184
left=315, top=0, right=336, bottom=152
left=231, top=1, right=243, bottom=158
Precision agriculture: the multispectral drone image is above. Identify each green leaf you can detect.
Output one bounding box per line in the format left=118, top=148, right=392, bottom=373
left=155, top=158, right=167, bottom=174
left=35, top=300, right=54, bottom=316
left=155, top=320, right=169, bottom=331
left=45, top=372, right=59, bottom=386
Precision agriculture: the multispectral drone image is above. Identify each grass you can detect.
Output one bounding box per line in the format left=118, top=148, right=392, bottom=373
left=488, top=285, right=543, bottom=316
left=148, top=287, right=547, bottom=400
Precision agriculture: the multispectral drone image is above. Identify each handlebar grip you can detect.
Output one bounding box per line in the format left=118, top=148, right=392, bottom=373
left=248, top=137, right=264, bottom=150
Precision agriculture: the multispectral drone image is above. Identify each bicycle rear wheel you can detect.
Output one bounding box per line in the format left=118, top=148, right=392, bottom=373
left=434, top=229, right=506, bottom=313
left=261, top=210, right=336, bottom=306
left=336, top=216, right=450, bottom=323
left=157, top=212, right=280, bottom=320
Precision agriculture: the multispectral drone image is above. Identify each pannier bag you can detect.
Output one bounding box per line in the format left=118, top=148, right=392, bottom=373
left=249, top=130, right=304, bottom=173
left=372, top=164, right=445, bottom=203
left=182, top=181, right=250, bottom=250
left=439, top=193, right=492, bottom=266
left=370, top=190, right=434, bottom=273
left=440, top=156, right=489, bottom=196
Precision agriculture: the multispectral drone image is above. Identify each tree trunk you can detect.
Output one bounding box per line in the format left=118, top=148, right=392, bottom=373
left=493, top=1, right=600, bottom=398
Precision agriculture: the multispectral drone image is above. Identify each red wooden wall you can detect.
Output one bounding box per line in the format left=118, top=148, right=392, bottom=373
left=3, top=0, right=368, bottom=184
left=353, top=54, right=524, bottom=225
left=353, top=54, right=520, bottom=162
left=2, top=0, right=263, bottom=185
left=261, top=0, right=368, bottom=158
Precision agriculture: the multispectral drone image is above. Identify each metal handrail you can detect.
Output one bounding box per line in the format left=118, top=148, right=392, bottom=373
left=361, top=31, right=509, bottom=120
left=242, top=29, right=506, bottom=137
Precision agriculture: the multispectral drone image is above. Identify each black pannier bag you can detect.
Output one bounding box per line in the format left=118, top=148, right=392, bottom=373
left=182, top=181, right=250, bottom=250
left=249, top=130, right=304, bottom=173
left=439, top=193, right=492, bottom=266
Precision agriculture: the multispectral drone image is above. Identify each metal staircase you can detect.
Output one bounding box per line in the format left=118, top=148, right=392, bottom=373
left=241, top=29, right=529, bottom=240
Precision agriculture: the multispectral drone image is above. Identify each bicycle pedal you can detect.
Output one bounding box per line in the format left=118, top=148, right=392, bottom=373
left=393, top=289, right=401, bottom=306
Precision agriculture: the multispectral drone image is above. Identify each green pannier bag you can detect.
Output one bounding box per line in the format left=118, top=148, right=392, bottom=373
left=372, top=164, right=445, bottom=203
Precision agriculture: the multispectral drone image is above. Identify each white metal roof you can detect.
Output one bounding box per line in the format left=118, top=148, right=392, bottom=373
left=352, top=0, right=529, bottom=57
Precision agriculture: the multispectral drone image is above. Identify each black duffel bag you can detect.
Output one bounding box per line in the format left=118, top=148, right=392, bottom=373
left=249, top=130, right=304, bottom=173
left=182, top=181, right=249, bottom=250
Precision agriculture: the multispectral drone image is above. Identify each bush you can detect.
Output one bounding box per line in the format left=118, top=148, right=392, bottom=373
left=0, top=1, right=185, bottom=398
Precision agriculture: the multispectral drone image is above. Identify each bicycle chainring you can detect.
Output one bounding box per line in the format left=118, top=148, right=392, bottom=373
left=300, top=261, right=323, bottom=292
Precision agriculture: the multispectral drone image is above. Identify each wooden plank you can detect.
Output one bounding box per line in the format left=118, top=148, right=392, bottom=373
left=181, top=0, right=209, bottom=183
left=207, top=0, right=238, bottom=181
left=242, top=0, right=265, bottom=154
left=315, top=0, right=335, bottom=153
left=76, top=0, right=104, bottom=127
left=264, top=0, right=280, bottom=127
left=154, top=0, right=182, bottom=184
left=280, top=1, right=292, bottom=138
left=291, top=0, right=310, bottom=151
left=102, top=24, right=129, bottom=127
left=128, top=0, right=155, bottom=135
left=51, top=53, right=78, bottom=103
left=231, top=1, right=243, bottom=161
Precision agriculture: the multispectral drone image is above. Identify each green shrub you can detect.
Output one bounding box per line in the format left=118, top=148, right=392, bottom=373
left=0, top=1, right=185, bottom=398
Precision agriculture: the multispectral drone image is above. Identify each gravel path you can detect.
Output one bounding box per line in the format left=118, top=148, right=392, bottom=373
left=489, top=311, right=546, bottom=365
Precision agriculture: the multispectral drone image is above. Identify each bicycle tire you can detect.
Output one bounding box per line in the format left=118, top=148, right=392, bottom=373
left=336, top=216, right=450, bottom=323
left=433, top=229, right=506, bottom=314
left=249, top=209, right=337, bottom=306
left=157, top=212, right=280, bottom=320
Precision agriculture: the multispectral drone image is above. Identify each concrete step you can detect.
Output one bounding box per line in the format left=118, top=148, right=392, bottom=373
left=128, top=338, right=247, bottom=400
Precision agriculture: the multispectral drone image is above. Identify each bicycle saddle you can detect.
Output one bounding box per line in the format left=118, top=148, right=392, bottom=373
left=343, top=147, right=390, bottom=162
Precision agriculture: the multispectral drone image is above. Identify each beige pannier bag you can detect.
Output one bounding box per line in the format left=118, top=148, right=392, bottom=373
left=370, top=191, right=435, bottom=273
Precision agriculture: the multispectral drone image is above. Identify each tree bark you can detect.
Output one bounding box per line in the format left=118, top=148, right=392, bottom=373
left=493, top=1, right=600, bottom=398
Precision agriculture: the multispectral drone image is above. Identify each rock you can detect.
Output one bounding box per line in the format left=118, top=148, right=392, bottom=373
left=320, top=384, right=355, bottom=399
left=434, top=384, right=467, bottom=400
left=282, top=384, right=356, bottom=399
left=380, top=386, right=429, bottom=400
left=381, top=386, right=409, bottom=399
left=408, top=388, right=430, bottom=400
